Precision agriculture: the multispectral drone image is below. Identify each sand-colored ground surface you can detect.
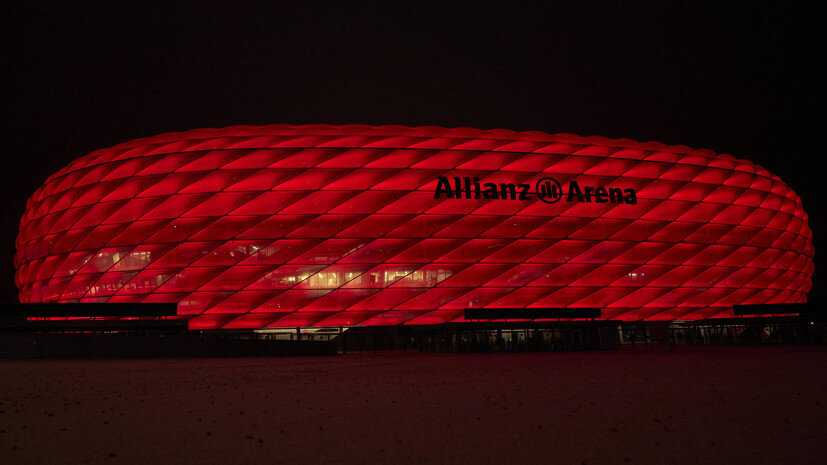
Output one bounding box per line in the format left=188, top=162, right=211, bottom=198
left=0, top=346, right=824, bottom=464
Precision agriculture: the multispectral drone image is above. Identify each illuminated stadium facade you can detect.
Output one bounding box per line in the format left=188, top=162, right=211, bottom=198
left=13, top=125, right=814, bottom=331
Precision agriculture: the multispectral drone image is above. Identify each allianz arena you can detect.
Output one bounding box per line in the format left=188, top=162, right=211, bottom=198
left=13, top=125, right=814, bottom=330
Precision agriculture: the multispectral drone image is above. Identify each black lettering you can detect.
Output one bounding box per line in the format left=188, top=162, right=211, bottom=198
left=499, top=183, right=517, bottom=200
left=566, top=180, right=585, bottom=202
left=517, top=183, right=531, bottom=200
left=434, top=176, right=454, bottom=199
left=539, top=181, right=552, bottom=198
left=483, top=182, right=499, bottom=199
left=440, top=176, right=637, bottom=207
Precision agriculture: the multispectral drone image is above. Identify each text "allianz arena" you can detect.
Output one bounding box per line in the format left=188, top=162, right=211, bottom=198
left=13, top=125, right=813, bottom=330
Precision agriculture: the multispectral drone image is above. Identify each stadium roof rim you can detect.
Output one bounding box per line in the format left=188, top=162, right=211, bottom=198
left=45, top=124, right=785, bottom=195
left=91, top=124, right=728, bottom=159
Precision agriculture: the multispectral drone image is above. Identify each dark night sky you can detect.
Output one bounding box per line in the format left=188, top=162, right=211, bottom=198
left=1, top=2, right=822, bottom=303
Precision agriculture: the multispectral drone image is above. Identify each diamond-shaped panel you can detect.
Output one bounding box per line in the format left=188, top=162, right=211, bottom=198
left=14, top=125, right=814, bottom=329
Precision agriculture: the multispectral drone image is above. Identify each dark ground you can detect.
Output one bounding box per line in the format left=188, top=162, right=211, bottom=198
left=0, top=346, right=824, bottom=464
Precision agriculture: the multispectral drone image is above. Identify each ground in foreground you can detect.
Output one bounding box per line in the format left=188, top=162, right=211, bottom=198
left=0, top=346, right=825, bottom=464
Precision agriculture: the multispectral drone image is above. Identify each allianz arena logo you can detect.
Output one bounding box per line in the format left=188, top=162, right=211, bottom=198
left=433, top=176, right=638, bottom=205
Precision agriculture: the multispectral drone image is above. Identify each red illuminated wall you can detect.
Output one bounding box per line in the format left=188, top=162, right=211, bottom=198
left=14, top=125, right=814, bottom=329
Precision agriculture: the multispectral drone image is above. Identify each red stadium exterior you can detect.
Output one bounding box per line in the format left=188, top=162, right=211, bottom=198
left=14, top=125, right=814, bottom=330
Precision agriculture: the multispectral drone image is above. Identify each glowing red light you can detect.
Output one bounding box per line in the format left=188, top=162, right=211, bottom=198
left=14, top=125, right=814, bottom=329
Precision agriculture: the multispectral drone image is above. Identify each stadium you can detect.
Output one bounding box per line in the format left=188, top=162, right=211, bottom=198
left=10, top=125, right=815, bottom=349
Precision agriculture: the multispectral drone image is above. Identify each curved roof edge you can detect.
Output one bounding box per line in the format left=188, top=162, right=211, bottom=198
left=91, top=123, right=728, bottom=157
left=35, top=124, right=795, bottom=207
